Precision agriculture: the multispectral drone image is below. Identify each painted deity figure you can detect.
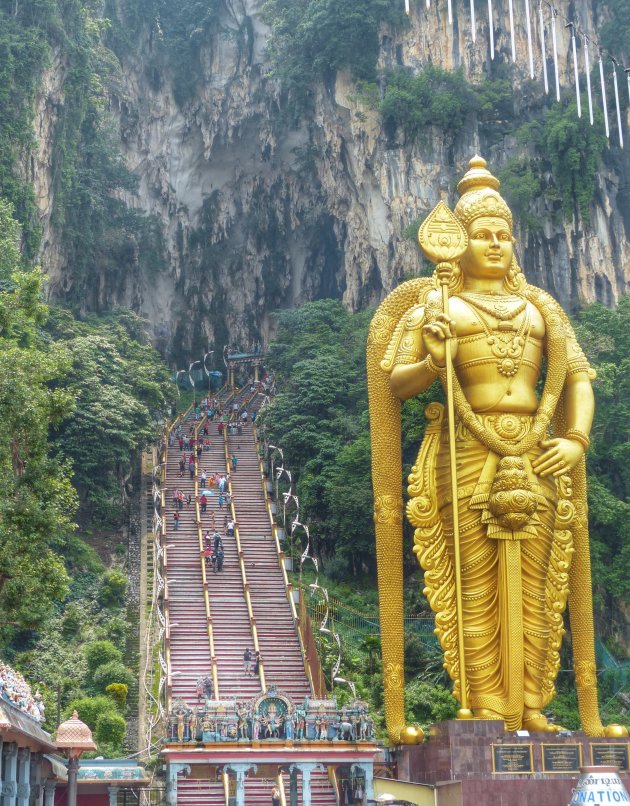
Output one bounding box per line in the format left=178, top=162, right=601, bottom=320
left=189, top=708, right=198, bottom=741
left=285, top=710, right=293, bottom=740
left=237, top=703, right=250, bottom=740
left=368, top=156, right=628, bottom=743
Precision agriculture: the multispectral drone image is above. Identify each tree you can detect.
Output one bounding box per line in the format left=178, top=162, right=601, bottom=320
left=95, top=710, right=126, bottom=748
left=46, top=308, right=172, bottom=524
left=0, top=200, right=77, bottom=643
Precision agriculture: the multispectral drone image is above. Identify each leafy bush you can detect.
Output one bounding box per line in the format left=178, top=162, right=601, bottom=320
left=95, top=710, right=127, bottom=747
left=496, top=158, right=544, bottom=233
left=540, top=99, right=606, bottom=220
left=99, top=570, right=127, bottom=607
left=92, top=661, right=135, bottom=692
left=105, top=683, right=128, bottom=710
left=61, top=603, right=85, bottom=638
left=85, top=640, right=123, bottom=675
left=404, top=679, right=458, bottom=725
left=380, top=66, right=474, bottom=142
left=264, top=0, right=404, bottom=110
left=65, top=696, right=119, bottom=731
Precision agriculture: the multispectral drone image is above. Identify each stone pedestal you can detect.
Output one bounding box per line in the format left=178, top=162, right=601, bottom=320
left=395, top=720, right=630, bottom=806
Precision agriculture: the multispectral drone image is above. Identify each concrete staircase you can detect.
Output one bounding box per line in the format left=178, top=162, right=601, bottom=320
left=227, top=419, right=311, bottom=703
left=177, top=776, right=225, bottom=806
left=165, top=411, right=212, bottom=705
left=164, top=391, right=337, bottom=805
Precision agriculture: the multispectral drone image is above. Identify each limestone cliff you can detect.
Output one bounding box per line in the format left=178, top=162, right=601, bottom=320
left=36, top=0, right=630, bottom=357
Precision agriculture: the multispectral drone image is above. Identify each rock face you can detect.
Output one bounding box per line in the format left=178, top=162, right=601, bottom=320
left=37, top=0, right=630, bottom=356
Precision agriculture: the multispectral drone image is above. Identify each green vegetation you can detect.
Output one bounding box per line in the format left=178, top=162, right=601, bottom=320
left=380, top=67, right=514, bottom=144
left=380, top=66, right=475, bottom=143
left=0, top=0, right=166, bottom=307
left=599, top=0, right=630, bottom=56
left=46, top=307, right=172, bottom=525
left=262, top=299, right=440, bottom=577
left=0, top=0, right=55, bottom=257
left=540, top=101, right=607, bottom=220
left=496, top=158, right=544, bottom=233
left=0, top=201, right=172, bottom=755
left=106, top=0, right=222, bottom=106
left=0, top=198, right=76, bottom=642
left=263, top=0, right=404, bottom=110
left=380, top=66, right=605, bottom=222
left=575, top=298, right=630, bottom=607
left=261, top=301, right=375, bottom=573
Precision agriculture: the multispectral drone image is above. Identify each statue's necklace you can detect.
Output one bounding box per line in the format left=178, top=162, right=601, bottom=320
left=462, top=300, right=531, bottom=378
left=459, top=292, right=527, bottom=321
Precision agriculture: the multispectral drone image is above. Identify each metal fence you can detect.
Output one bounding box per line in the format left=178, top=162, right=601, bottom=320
left=302, top=588, right=438, bottom=650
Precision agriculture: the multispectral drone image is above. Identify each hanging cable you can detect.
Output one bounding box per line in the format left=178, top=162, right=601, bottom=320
left=488, top=0, right=495, bottom=59
left=470, top=0, right=476, bottom=42
left=447, top=0, right=452, bottom=26
left=540, top=3, right=549, bottom=94
left=584, top=34, right=594, bottom=125
left=405, top=0, right=410, bottom=14
left=525, top=0, right=535, bottom=78
left=550, top=7, right=561, bottom=101
left=599, top=53, right=610, bottom=139
left=568, top=23, right=582, bottom=117
left=508, top=0, right=516, bottom=61
left=612, top=60, right=624, bottom=148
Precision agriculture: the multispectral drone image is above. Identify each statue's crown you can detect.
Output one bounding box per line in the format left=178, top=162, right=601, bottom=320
left=454, top=155, right=512, bottom=230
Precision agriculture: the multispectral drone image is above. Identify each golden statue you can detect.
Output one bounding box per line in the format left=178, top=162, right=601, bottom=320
left=367, top=156, right=627, bottom=743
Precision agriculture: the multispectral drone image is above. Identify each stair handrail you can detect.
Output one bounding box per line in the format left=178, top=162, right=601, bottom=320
left=296, top=590, right=328, bottom=697
left=252, top=421, right=316, bottom=695
left=234, top=387, right=260, bottom=421
left=277, top=772, right=287, bottom=806
left=194, top=414, right=221, bottom=699
left=163, top=405, right=193, bottom=710
left=222, top=771, right=230, bottom=806
left=329, top=766, right=341, bottom=806
left=162, top=487, right=174, bottom=710
left=142, top=435, right=171, bottom=756
left=222, top=427, right=267, bottom=691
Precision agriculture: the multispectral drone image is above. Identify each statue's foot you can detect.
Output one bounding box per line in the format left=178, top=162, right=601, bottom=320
left=604, top=724, right=629, bottom=738
left=522, top=711, right=562, bottom=733
left=399, top=725, right=425, bottom=744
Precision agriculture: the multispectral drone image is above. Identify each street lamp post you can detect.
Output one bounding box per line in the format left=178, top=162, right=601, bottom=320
left=204, top=351, right=214, bottom=393
left=333, top=676, right=357, bottom=699
left=55, top=710, right=97, bottom=806
left=189, top=361, right=203, bottom=408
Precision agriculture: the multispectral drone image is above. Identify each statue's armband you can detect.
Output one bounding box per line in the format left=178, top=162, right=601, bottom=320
left=564, top=327, right=595, bottom=380
left=380, top=304, right=426, bottom=373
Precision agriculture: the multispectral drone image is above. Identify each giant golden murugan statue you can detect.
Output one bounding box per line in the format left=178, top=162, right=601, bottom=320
left=367, top=156, right=627, bottom=743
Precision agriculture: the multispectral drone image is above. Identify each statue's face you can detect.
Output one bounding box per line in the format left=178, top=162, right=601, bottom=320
left=460, top=215, right=513, bottom=282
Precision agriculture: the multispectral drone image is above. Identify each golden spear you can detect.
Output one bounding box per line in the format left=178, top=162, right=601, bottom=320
left=417, top=201, right=473, bottom=719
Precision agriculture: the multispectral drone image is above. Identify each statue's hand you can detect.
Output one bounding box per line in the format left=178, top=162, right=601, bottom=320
left=422, top=314, right=457, bottom=367
left=533, top=438, right=584, bottom=478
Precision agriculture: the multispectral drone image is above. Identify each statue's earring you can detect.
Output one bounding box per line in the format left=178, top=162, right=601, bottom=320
left=504, top=255, right=525, bottom=292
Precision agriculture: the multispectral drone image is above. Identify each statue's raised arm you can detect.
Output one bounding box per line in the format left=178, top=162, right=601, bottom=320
left=367, top=156, right=628, bottom=743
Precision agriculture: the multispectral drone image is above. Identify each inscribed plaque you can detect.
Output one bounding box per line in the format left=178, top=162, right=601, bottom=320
left=542, top=743, right=582, bottom=773
left=492, top=744, right=534, bottom=774
left=590, top=744, right=629, bottom=771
